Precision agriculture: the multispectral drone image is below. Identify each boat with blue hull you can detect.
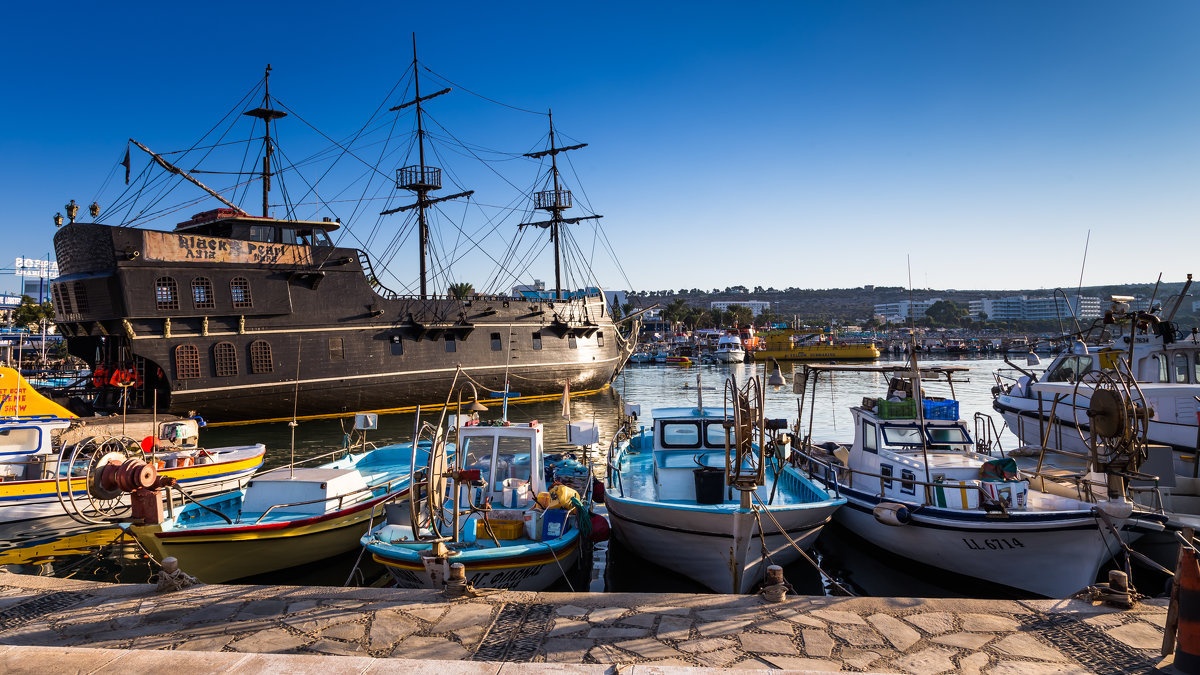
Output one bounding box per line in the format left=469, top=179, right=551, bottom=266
left=363, top=415, right=600, bottom=592
left=605, top=376, right=845, bottom=594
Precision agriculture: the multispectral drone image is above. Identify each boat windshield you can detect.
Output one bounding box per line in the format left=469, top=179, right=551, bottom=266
left=881, top=425, right=924, bottom=447
left=659, top=420, right=728, bottom=449
left=881, top=423, right=972, bottom=449
left=1044, top=355, right=1095, bottom=383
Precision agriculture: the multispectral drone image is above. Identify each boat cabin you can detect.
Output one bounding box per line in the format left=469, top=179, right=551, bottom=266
left=643, top=407, right=744, bottom=501
left=0, top=416, right=70, bottom=481
left=848, top=404, right=980, bottom=497
left=173, top=209, right=338, bottom=247
left=459, top=422, right=545, bottom=503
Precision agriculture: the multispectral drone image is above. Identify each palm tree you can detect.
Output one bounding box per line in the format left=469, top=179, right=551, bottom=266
left=448, top=282, right=474, bottom=300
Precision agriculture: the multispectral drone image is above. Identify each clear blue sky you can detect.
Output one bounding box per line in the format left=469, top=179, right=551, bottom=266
left=3, top=1, right=1198, bottom=294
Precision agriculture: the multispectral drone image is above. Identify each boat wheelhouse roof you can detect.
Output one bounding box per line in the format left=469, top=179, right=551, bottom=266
left=651, top=407, right=727, bottom=420
left=173, top=208, right=341, bottom=234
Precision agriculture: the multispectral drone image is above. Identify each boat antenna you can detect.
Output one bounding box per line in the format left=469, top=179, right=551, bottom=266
left=289, top=342, right=301, bottom=479
left=381, top=34, right=472, bottom=299
left=130, top=139, right=247, bottom=214
left=520, top=110, right=601, bottom=300
left=1075, top=229, right=1090, bottom=304
left=1148, top=272, right=1163, bottom=312
left=697, top=371, right=703, bottom=414
left=242, top=64, right=288, bottom=218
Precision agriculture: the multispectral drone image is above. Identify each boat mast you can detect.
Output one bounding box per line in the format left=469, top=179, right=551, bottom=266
left=521, top=111, right=601, bottom=300
left=242, top=65, right=288, bottom=218
left=130, top=139, right=246, bottom=214
left=381, top=35, right=472, bottom=300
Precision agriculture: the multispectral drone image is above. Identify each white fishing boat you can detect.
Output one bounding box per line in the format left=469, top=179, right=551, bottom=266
left=793, top=362, right=1167, bottom=598
left=605, top=375, right=845, bottom=594
left=994, top=283, right=1200, bottom=455
left=714, top=333, right=746, bottom=363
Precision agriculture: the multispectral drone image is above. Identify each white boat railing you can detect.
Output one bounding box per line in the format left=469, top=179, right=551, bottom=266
left=248, top=475, right=411, bottom=524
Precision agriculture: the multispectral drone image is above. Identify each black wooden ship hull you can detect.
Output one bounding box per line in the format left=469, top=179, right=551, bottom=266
left=50, top=217, right=631, bottom=423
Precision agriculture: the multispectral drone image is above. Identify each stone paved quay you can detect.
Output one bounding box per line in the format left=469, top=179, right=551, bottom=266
left=0, top=573, right=1172, bottom=673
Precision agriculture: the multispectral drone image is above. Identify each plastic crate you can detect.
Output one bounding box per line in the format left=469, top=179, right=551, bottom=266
left=474, top=519, right=524, bottom=540
left=876, top=398, right=917, bottom=420
left=922, top=399, right=960, bottom=420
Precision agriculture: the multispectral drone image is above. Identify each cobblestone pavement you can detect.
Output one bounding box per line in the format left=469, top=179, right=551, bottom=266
left=0, top=574, right=1170, bottom=673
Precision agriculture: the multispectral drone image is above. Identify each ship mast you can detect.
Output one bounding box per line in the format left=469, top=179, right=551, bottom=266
left=242, top=64, right=287, bottom=218
left=381, top=35, right=473, bottom=299
left=520, top=111, right=601, bottom=300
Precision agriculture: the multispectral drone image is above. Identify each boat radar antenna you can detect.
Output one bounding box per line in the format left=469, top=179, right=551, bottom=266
left=242, top=64, right=288, bottom=218
left=520, top=111, right=602, bottom=300
left=380, top=34, right=473, bottom=300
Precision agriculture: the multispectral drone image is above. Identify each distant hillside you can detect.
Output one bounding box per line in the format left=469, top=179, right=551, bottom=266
left=628, top=279, right=1198, bottom=325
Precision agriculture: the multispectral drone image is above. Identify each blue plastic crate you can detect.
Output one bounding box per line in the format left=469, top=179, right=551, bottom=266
left=922, top=399, right=959, bottom=420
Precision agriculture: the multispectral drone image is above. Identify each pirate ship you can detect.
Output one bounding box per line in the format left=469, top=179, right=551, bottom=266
left=49, top=44, right=635, bottom=423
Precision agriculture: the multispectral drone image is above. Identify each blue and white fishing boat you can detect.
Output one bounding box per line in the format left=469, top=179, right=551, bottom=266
left=605, top=375, right=845, bottom=594
left=792, top=362, right=1168, bottom=598
left=363, top=412, right=600, bottom=591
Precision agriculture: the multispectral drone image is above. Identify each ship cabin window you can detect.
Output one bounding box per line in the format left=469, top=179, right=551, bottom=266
left=597, top=332, right=604, bottom=347
left=52, top=287, right=67, bottom=316
left=191, top=277, right=215, bottom=309
left=461, top=435, right=495, bottom=485
left=213, top=342, right=238, bottom=377
left=280, top=228, right=298, bottom=245
left=1152, top=354, right=1169, bottom=383
left=230, top=278, right=252, bottom=309
left=899, top=469, right=917, bottom=495
left=72, top=282, right=89, bottom=314
left=862, top=420, right=878, bottom=454
left=155, top=277, right=180, bottom=311
left=660, top=422, right=701, bottom=448
left=0, top=426, right=40, bottom=455
left=490, top=333, right=502, bottom=351
left=445, top=335, right=456, bottom=353
left=927, top=425, right=971, bottom=450
left=175, top=345, right=201, bottom=380
left=1045, top=355, right=1094, bottom=383
left=1175, top=353, right=1189, bottom=384
left=880, top=464, right=894, bottom=489
left=249, top=340, right=273, bottom=374
left=249, top=225, right=276, bottom=243
left=496, top=435, right=533, bottom=484
left=329, top=338, right=344, bottom=360
left=532, top=332, right=542, bottom=350
left=568, top=335, right=578, bottom=349
left=704, top=420, right=728, bottom=447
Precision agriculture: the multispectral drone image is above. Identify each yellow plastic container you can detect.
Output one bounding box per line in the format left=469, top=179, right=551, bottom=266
left=475, top=519, right=524, bottom=540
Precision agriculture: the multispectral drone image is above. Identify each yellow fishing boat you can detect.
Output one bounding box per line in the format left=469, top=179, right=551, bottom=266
left=749, top=330, right=880, bottom=361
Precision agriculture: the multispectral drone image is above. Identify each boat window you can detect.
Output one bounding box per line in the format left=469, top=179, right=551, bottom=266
left=230, top=278, right=253, bottom=309
left=926, top=425, right=972, bottom=448
left=1176, top=353, right=1189, bottom=384
left=462, top=435, right=496, bottom=485
left=445, top=335, right=456, bottom=352
left=329, top=337, right=344, bottom=360
left=213, top=342, right=238, bottom=377
left=155, top=277, right=179, bottom=311
left=175, top=345, right=201, bottom=379
left=249, top=225, right=275, bottom=243
left=862, top=420, right=878, bottom=454
left=52, top=286, right=68, bottom=316
left=495, top=436, right=533, bottom=484
left=72, top=281, right=89, bottom=314
left=569, top=335, right=578, bottom=349
left=704, top=421, right=729, bottom=448
left=191, top=277, right=215, bottom=309
left=900, top=469, right=917, bottom=496
left=249, top=340, right=273, bottom=374
left=1045, top=355, right=1094, bottom=383
left=311, top=230, right=332, bottom=246
left=880, top=463, right=894, bottom=489
left=660, top=422, right=701, bottom=448
left=280, top=228, right=297, bottom=245
left=1153, top=354, right=1169, bottom=383
left=597, top=332, right=604, bottom=347
left=491, top=333, right=502, bottom=351
left=532, top=332, right=542, bottom=350
left=0, top=427, right=39, bottom=454
left=880, top=425, right=924, bottom=447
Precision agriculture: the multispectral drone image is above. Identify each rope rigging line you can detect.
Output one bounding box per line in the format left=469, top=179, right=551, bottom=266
left=420, top=65, right=549, bottom=116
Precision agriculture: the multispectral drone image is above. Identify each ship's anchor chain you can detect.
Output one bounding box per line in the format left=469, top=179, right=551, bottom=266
left=55, top=435, right=144, bottom=524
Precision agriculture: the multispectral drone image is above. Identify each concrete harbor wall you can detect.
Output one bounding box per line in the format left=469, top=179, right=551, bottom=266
left=0, top=572, right=1169, bottom=673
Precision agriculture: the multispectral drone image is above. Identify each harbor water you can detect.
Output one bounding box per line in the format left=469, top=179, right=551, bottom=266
left=5, top=355, right=1121, bottom=599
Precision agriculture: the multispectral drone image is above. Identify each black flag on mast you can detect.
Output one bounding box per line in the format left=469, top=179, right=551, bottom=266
left=121, top=143, right=131, bottom=185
